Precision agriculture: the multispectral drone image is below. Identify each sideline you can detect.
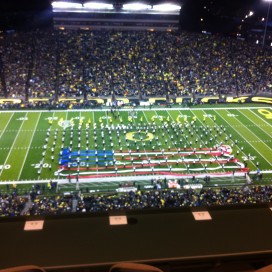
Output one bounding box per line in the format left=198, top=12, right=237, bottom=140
left=0, top=170, right=271, bottom=185
left=0, top=106, right=271, bottom=113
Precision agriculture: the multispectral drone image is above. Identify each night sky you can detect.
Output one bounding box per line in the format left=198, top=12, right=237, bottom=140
left=0, top=0, right=51, bottom=11
left=0, top=0, right=270, bottom=32
left=181, top=0, right=271, bottom=33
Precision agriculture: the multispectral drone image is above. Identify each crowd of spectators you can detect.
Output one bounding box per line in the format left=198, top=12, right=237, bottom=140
left=75, top=185, right=272, bottom=213
left=0, top=192, right=28, bottom=216
left=0, top=29, right=271, bottom=100
left=2, top=185, right=272, bottom=216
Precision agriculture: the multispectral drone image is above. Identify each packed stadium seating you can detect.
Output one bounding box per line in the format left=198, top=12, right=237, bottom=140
left=1, top=185, right=272, bottom=216
left=0, top=29, right=271, bottom=101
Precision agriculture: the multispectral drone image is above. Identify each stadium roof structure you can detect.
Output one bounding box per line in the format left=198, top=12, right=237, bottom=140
left=51, top=0, right=181, bottom=30
left=51, top=0, right=182, bottom=15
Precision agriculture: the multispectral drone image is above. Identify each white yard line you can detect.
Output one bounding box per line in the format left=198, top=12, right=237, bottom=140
left=150, top=109, right=171, bottom=171
left=201, top=109, right=249, bottom=164
left=0, top=112, right=28, bottom=177
left=212, top=109, right=255, bottom=165
left=138, top=111, right=150, bottom=162
left=17, top=112, right=41, bottom=180
left=249, top=108, right=272, bottom=132
left=0, top=112, right=14, bottom=139
left=216, top=110, right=272, bottom=167
left=226, top=109, right=272, bottom=154
left=39, top=112, right=57, bottom=178
left=193, top=109, right=225, bottom=171
left=239, top=110, right=272, bottom=139
left=167, top=109, right=195, bottom=171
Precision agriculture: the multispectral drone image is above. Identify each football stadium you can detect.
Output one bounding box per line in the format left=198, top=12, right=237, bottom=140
left=0, top=0, right=272, bottom=270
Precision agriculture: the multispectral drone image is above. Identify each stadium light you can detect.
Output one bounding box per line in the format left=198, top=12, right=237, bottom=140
left=84, top=2, right=114, bottom=9
left=122, top=3, right=152, bottom=10
left=152, top=3, right=181, bottom=12
left=262, top=0, right=272, bottom=47
left=51, top=1, right=83, bottom=9
left=245, top=11, right=254, bottom=19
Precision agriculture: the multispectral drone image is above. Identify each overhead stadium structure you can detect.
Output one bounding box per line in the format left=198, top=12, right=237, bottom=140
left=52, top=0, right=181, bottom=31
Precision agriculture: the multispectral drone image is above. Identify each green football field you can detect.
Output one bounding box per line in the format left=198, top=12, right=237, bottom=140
left=0, top=106, right=271, bottom=189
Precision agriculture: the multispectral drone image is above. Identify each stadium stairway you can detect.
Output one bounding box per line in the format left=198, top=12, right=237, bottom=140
left=20, top=196, right=32, bottom=216
left=72, top=198, right=78, bottom=213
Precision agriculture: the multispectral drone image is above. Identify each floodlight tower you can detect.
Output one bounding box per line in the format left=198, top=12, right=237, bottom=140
left=262, top=0, right=272, bottom=47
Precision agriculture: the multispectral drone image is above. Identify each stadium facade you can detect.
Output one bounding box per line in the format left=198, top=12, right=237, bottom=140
left=52, top=1, right=181, bottom=31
